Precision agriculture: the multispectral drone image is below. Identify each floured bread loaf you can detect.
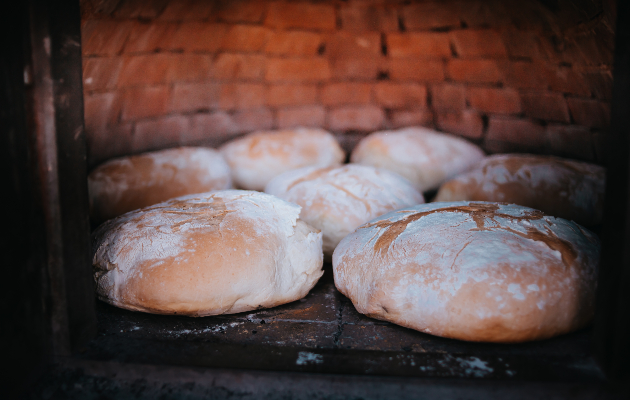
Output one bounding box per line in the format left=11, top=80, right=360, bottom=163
left=350, top=127, right=485, bottom=192
left=333, top=202, right=599, bottom=343
left=265, top=164, right=424, bottom=258
left=220, top=127, right=345, bottom=191
left=89, top=147, right=231, bottom=224
left=92, top=190, right=324, bottom=316
left=434, top=154, right=605, bottom=226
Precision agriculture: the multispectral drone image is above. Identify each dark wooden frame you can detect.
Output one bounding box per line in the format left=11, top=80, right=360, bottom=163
left=593, top=1, right=630, bottom=383
left=3, top=0, right=629, bottom=397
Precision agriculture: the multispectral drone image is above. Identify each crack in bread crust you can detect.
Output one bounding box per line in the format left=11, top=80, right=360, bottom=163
left=364, top=203, right=575, bottom=267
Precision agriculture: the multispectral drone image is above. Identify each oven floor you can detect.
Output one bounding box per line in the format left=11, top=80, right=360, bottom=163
left=78, top=264, right=603, bottom=382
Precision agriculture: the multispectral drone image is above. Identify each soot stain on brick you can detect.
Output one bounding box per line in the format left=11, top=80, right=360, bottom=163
left=398, top=15, right=406, bottom=32
left=380, top=33, right=388, bottom=56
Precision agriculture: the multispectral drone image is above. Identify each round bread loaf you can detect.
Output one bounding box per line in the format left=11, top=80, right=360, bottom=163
left=333, top=202, right=599, bottom=343
left=88, top=147, right=231, bottom=224
left=220, top=127, right=345, bottom=191
left=92, top=190, right=324, bottom=316
left=350, top=127, right=485, bottom=192
left=265, top=164, right=424, bottom=258
left=434, top=154, right=605, bottom=226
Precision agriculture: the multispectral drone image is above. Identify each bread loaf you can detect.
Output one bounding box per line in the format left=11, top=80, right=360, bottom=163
left=88, top=147, right=231, bottom=224
left=93, top=190, right=324, bottom=316
left=333, top=201, right=599, bottom=343
left=351, top=127, right=485, bottom=192
left=434, top=154, right=605, bottom=226
left=265, top=164, right=424, bottom=258
left=220, top=127, right=345, bottom=191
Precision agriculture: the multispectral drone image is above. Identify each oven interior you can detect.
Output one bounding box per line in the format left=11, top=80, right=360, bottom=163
left=5, top=0, right=630, bottom=398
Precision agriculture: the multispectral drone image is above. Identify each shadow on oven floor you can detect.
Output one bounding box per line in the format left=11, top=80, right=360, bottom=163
left=29, top=265, right=630, bottom=400
left=80, top=264, right=603, bottom=382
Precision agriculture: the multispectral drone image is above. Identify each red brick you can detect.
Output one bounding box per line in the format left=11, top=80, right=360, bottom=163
left=447, top=59, right=503, bottom=84
left=81, top=20, right=134, bottom=56
left=214, top=0, right=266, bottom=23
left=117, top=54, right=174, bottom=87
left=567, top=98, right=610, bottom=128
left=122, top=22, right=179, bottom=53
left=265, top=2, right=336, bottom=31
left=468, top=87, right=521, bottom=115
left=87, top=123, right=133, bottom=168
left=544, top=34, right=614, bottom=67
left=212, top=54, right=265, bottom=80
left=537, top=35, right=562, bottom=64
left=219, top=83, right=266, bottom=110
left=432, top=84, right=466, bottom=112
left=520, top=92, right=570, bottom=123
left=133, top=115, right=190, bottom=152
left=331, top=57, right=381, bottom=80
left=373, top=83, right=427, bottom=108
left=267, top=84, right=318, bottom=107
left=84, top=92, right=121, bottom=132
left=166, top=23, right=228, bottom=52
left=402, top=3, right=461, bottom=30
left=545, top=67, right=590, bottom=96
left=485, top=116, right=547, bottom=152
left=547, top=124, right=595, bottom=161
left=390, top=109, right=433, bottom=128
left=327, top=32, right=381, bottom=60
left=157, top=0, right=215, bottom=21
left=573, top=35, right=615, bottom=66
left=502, top=29, right=544, bottom=60
left=329, top=106, right=385, bottom=132
left=169, top=82, right=222, bottom=113
left=340, top=5, right=398, bottom=32
left=505, top=61, right=550, bottom=90
left=114, top=0, right=169, bottom=18
left=584, top=70, right=613, bottom=100
left=321, top=83, right=371, bottom=106
left=436, top=110, right=484, bottom=140
left=277, top=106, right=326, bottom=129
left=81, top=0, right=120, bottom=17
left=459, top=1, right=512, bottom=28
left=388, top=33, right=451, bottom=58
left=189, top=112, right=239, bottom=146
left=265, top=31, right=324, bottom=56
left=233, top=108, right=274, bottom=133
left=221, top=25, right=271, bottom=52
left=121, top=86, right=170, bottom=121
left=503, top=3, right=551, bottom=31
left=451, top=30, right=507, bottom=58
left=388, top=59, right=444, bottom=82
left=82, top=57, right=124, bottom=91
left=168, top=53, right=214, bottom=82
left=266, top=58, right=331, bottom=82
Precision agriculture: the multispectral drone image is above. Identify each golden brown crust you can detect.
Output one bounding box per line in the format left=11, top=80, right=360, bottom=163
left=265, top=164, right=424, bottom=258
left=92, top=191, right=324, bottom=316
left=88, top=147, right=232, bottom=224
left=434, top=154, right=605, bottom=226
left=220, top=128, right=345, bottom=191
left=333, top=201, right=599, bottom=343
left=350, top=127, right=485, bottom=192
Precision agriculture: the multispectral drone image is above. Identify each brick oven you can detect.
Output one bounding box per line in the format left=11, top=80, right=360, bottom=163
left=80, top=0, right=614, bottom=167
left=4, top=0, right=629, bottom=399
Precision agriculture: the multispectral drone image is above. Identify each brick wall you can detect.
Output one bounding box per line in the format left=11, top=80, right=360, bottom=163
left=81, top=0, right=615, bottom=167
